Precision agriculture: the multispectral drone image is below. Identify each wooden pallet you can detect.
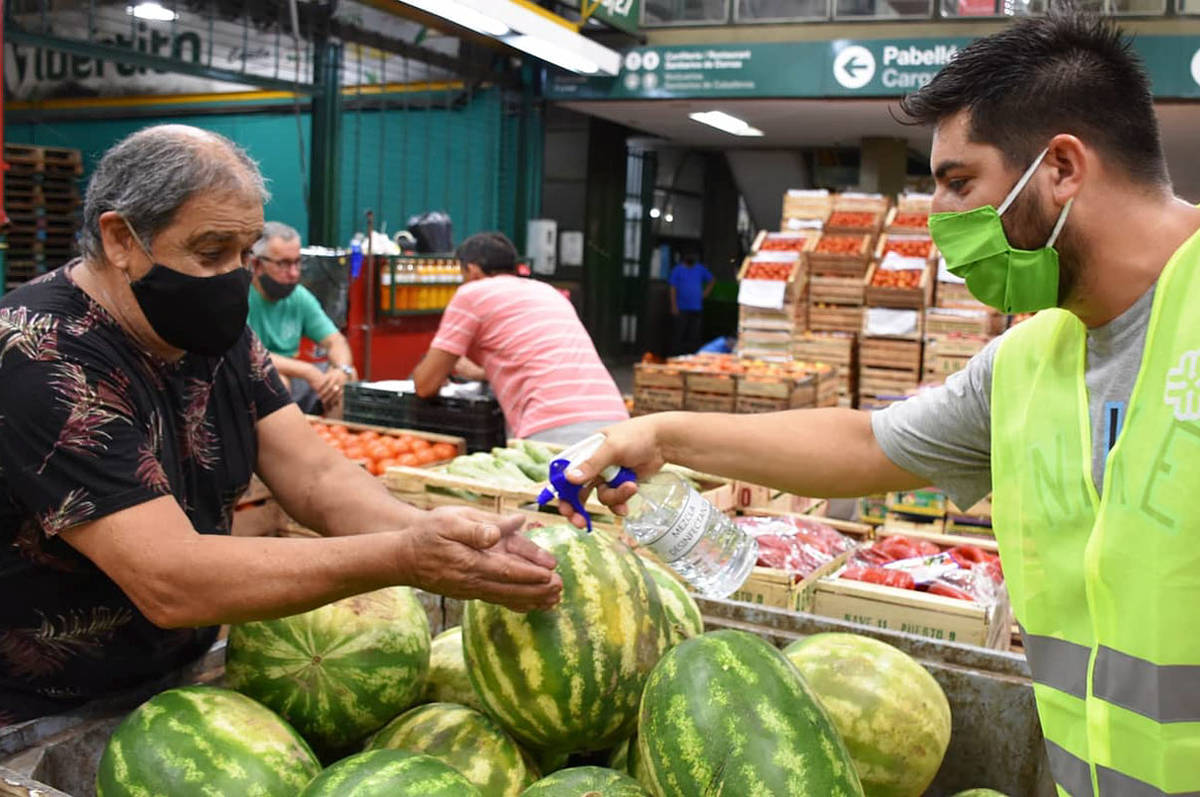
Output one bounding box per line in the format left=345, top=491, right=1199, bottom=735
left=3, top=144, right=83, bottom=175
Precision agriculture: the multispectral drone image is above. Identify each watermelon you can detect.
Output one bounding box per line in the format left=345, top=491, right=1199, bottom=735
left=299, top=749, right=480, bottom=796
left=96, top=685, right=320, bottom=796
left=951, top=791, right=1009, bottom=796
left=638, top=556, right=703, bottom=646
left=784, top=633, right=952, bottom=797
left=636, top=629, right=863, bottom=796
left=423, top=626, right=483, bottom=710
left=367, top=702, right=537, bottom=796
left=226, top=586, right=430, bottom=759
left=521, top=766, right=648, bottom=796
left=463, top=525, right=670, bottom=754
left=607, top=738, right=632, bottom=774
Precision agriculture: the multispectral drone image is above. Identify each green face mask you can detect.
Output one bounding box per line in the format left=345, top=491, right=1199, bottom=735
left=929, top=147, right=1073, bottom=314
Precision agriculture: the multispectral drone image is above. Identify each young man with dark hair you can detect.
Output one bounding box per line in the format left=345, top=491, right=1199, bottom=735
left=560, top=12, right=1200, bottom=795
left=413, top=232, right=628, bottom=445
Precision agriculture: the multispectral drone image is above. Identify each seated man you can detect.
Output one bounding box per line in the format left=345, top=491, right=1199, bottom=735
left=248, top=221, right=356, bottom=414
left=413, top=232, right=629, bottom=445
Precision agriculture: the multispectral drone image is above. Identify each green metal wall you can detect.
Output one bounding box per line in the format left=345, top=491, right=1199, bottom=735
left=6, top=86, right=539, bottom=250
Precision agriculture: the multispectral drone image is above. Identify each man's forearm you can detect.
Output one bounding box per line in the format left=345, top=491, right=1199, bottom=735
left=155, top=531, right=412, bottom=626
left=655, top=409, right=924, bottom=498
left=270, top=352, right=316, bottom=380
left=281, top=449, right=424, bottom=536
left=325, top=334, right=355, bottom=373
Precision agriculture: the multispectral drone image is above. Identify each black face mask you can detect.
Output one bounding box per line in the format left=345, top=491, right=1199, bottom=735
left=129, top=263, right=252, bottom=357
left=257, top=271, right=297, bottom=301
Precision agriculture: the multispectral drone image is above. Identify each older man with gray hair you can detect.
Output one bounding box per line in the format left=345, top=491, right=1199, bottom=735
left=0, top=124, right=561, bottom=726
left=247, top=220, right=355, bottom=414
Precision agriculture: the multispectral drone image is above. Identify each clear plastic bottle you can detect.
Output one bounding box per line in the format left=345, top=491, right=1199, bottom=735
left=623, top=471, right=757, bottom=598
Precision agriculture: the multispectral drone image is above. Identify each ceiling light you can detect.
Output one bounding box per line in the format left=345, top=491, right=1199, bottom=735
left=503, top=34, right=599, bottom=74
left=649, top=208, right=661, bottom=219
left=689, top=111, right=764, bottom=137
left=395, top=0, right=620, bottom=76
left=126, top=2, right=177, bottom=21
left=664, top=213, right=674, bottom=223
left=396, top=0, right=510, bottom=36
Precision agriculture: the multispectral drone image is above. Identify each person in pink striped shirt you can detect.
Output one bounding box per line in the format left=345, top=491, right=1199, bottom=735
left=413, top=232, right=629, bottom=445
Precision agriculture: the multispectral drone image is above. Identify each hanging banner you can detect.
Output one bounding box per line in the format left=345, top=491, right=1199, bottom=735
left=547, top=35, right=1200, bottom=101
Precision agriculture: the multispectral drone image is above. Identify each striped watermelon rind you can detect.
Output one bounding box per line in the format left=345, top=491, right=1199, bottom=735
left=520, top=766, right=648, bottom=796
left=226, top=586, right=431, bottom=758
left=783, top=633, right=952, bottom=797
left=636, top=629, right=864, bottom=796
left=423, top=626, right=483, bottom=711
left=366, top=701, right=537, bottom=796
left=637, top=556, right=703, bottom=646
left=96, top=685, right=320, bottom=797
left=299, top=749, right=481, bottom=796
left=463, top=525, right=670, bottom=754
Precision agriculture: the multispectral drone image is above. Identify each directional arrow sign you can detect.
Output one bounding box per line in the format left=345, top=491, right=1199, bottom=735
left=833, top=45, right=876, bottom=90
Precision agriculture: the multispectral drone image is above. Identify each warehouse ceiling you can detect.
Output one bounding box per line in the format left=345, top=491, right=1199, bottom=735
left=560, top=97, right=1200, bottom=201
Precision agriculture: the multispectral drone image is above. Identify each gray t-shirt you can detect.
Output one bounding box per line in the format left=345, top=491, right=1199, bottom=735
left=871, top=287, right=1155, bottom=508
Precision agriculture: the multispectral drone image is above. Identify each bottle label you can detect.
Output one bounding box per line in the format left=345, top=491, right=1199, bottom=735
left=644, top=488, right=714, bottom=563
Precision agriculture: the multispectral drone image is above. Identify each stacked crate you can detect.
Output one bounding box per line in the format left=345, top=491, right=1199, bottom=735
left=779, top=188, right=832, bottom=231
left=734, top=361, right=838, bottom=414
left=737, top=231, right=813, bottom=363
left=632, top=362, right=685, bottom=416
left=3, top=144, right=83, bottom=288
left=808, top=194, right=883, bottom=338
left=792, top=331, right=856, bottom=407
left=923, top=306, right=1005, bottom=384
left=858, top=228, right=935, bottom=409
left=684, top=364, right=737, bottom=413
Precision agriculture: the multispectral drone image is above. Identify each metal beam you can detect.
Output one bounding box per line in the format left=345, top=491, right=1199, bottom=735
left=308, top=38, right=343, bottom=246
left=5, top=27, right=317, bottom=95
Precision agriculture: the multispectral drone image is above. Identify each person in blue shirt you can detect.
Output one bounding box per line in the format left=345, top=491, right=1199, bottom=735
left=668, top=252, right=714, bottom=356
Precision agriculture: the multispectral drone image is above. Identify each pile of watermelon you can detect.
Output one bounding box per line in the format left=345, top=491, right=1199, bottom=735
left=96, top=525, right=1009, bottom=797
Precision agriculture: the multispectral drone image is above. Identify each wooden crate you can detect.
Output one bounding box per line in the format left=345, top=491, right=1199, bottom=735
left=811, top=570, right=1011, bottom=649
left=924, top=353, right=973, bottom=380
left=860, top=337, right=923, bottom=372
left=832, top=192, right=890, bottom=213
left=858, top=394, right=908, bottom=410
left=781, top=188, right=833, bottom=223
left=925, top=333, right=991, bottom=358
left=896, top=193, right=934, bottom=214
left=737, top=254, right=807, bottom=306
left=863, top=261, right=933, bottom=310
left=634, top=362, right=686, bottom=390
left=685, top=391, right=736, bottom=413
left=738, top=302, right=804, bottom=331
left=824, top=208, right=886, bottom=237
left=925, top=307, right=1004, bottom=337
left=862, top=306, right=924, bottom=341
left=859, top=366, right=920, bottom=396
left=809, top=303, right=864, bottom=334
left=934, top=279, right=992, bottom=310
left=728, top=550, right=854, bottom=613
left=809, top=273, right=865, bottom=306
left=792, top=332, right=856, bottom=367
left=735, top=394, right=789, bottom=414
left=808, top=233, right=872, bottom=277
left=874, top=233, right=936, bottom=263
left=884, top=205, right=932, bottom=235
left=634, top=386, right=685, bottom=413
left=751, top=229, right=817, bottom=255
left=686, top=371, right=736, bottom=395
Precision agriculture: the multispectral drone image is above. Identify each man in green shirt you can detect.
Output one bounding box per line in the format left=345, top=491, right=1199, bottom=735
left=248, top=222, right=357, bottom=414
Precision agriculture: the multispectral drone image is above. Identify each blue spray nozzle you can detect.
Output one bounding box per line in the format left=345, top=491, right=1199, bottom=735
left=534, top=434, right=637, bottom=533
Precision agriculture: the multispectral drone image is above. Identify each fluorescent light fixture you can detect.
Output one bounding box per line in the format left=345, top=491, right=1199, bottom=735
left=689, top=110, right=764, bottom=137
left=395, top=0, right=620, bottom=76
left=397, top=0, right=509, bottom=36
left=504, top=34, right=599, bottom=75
left=126, top=1, right=177, bottom=21
left=649, top=208, right=661, bottom=219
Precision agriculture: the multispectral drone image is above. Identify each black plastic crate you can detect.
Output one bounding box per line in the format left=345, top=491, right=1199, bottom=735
left=343, top=383, right=507, bottom=453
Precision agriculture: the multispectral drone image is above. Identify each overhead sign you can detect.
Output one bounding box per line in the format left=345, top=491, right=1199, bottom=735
left=546, top=35, right=1200, bottom=101
left=586, top=0, right=640, bottom=35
